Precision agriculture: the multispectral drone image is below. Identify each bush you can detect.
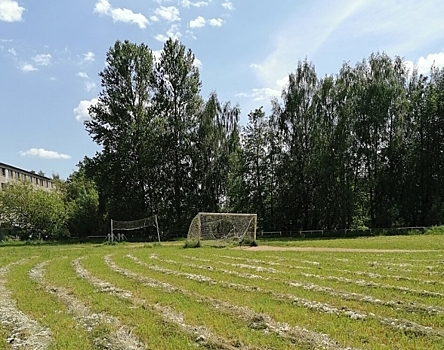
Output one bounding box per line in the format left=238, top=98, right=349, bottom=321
left=240, top=237, right=258, bottom=247
left=183, top=240, right=201, bottom=248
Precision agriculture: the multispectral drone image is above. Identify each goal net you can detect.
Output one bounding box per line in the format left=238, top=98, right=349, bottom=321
left=110, top=215, right=160, bottom=243
left=187, top=212, right=257, bottom=244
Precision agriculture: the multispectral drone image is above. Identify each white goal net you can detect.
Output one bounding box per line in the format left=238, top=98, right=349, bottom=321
left=187, top=212, right=257, bottom=243
left=110, top=215, right=160, bottom=243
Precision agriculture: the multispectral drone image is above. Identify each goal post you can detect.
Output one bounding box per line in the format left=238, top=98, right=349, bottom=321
left=187, top=212, right=257, bottom=244
left=110, top=215, right=160, bottom=243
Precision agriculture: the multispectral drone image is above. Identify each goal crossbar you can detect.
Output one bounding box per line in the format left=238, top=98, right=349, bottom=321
left=187, top=212, right=257, bottom=243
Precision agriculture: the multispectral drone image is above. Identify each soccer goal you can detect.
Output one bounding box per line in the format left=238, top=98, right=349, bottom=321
left=110, top=215, right=160, bottom=244
left=187, top=212, right=257, bottom=245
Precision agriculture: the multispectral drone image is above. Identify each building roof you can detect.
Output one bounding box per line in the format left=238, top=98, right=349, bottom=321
left=0, top=162, right=52, bottom=181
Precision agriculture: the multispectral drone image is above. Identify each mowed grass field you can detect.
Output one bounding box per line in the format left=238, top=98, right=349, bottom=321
left=1, top=234, right=444, bottom=349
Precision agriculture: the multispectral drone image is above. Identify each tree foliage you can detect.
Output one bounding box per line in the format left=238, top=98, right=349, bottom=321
left=0, top=181, right=67, bottom=239
left=6, top=40, right=441, bottom=240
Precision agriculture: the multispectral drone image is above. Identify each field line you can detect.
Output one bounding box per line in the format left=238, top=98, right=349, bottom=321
left=300, top=272, right=444, bottom=298
left=133, top=254, right=444, bottom=338
left=212, top=255, right=444, bottom=300
left=216, top=254, right=444, bottom=290
left=29, top=260, right=146, bottom=350
left=189, top=254, right=444, bottom=299
left=339, top=269, right=444, bottom=287
left=157, top=254, right=444, bottom=316
left=0, top=259, right=52, bottom=349
left=114, top=254, right=355, bottom=350
left=288, top=281, right=444, bottom=316
left=72, top=257, right=241, bottom=350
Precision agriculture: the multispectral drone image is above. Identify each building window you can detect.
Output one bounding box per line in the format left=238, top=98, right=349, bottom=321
left=1, top=168, right=5, bottom=176
left=1, top=183, right=6, bottom=190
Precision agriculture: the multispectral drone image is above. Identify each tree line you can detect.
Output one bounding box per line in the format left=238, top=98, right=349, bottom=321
left=1, top=39, right=444, bottom=239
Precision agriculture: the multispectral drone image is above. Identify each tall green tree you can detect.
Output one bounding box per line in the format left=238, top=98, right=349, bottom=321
left=84, top=40, right=157, bottom=221
left=195, top=92, right=240, bottom=212
left=351, top=53, right=408, bottom=227
left=274, top=59, right=319, bottom=230
left=152, top=38, right=203, bottom=231
left=240, top=107, right=271, bottom=229
left=63, top=169, right=101, bottom=238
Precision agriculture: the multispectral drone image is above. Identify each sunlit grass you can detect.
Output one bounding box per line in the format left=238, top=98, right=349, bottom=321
left=6, top=258, right=95, bottom=350
left=258, top=230, right=444, bottom=250
left=0, top=235, right=443, bottom=349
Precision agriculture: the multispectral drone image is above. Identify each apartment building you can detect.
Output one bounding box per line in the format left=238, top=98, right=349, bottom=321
left=0, top=162, right=54, bottom=192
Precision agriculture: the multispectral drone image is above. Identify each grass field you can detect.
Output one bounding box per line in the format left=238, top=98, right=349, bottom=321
left=1, top=234, right=444, bottom=349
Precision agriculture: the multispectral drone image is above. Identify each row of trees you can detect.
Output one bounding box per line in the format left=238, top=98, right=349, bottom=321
left=236, top=58, right=444, bottom=231
left=2, top=39, right=444, bottom=239
left=83, top=39, right=444, bottom=234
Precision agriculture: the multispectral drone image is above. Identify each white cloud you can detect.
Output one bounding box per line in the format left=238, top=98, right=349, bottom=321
left=152, top=49, right=162, bottom=62
left=181, top=0, right=210, bottom=8
left=222, top=1, right=234, bottom=11
left=185, top=29, right=197, bottom=40
left=0, top=0, right=25, bottom=22
left=155, top=24, right=182, bottom=42
left=20, top=148, right=71, bottom=160
left=190, top=16, right=205, bottom=28
left=236, top=88, right=280, bottom=101
left=155, top=34, right=169, bottom=42
left=253, top=1, right=368, bottom=90
left=83, top=51, right=95, bottom=62
left=76, top=72, right=97, bottom=92
left=417, top=52, right=444, bottom=74
left=20, top=63, right=37, bottom=73
left=194, top=57, right=202, bottom=68
left=94, top=0, right=111, bottom=14
left=249, top=63, right=262, bottom=70
left=32, top=53, right=51, bottom=66
left=7, top=47, right=16, bottom=55
left=208, top=18, right=223, bottom=27
left=152, top=6, right=180, bottom=22
left=73, top=98, right=98, bottom=121
left=76, top=72, right=89, bottom=79
left=341, top=1, right=444, bottom=55
left=405, top=51, right=444, bottom=76
left=84, top=81, right=96, bottom=92
left=93, top=0, right=149, bottom=29
left=275, top=76, right=289, bottom=90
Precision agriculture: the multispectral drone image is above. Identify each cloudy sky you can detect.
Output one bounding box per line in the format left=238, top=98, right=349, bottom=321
left=1, top=0, right=443, bottom=179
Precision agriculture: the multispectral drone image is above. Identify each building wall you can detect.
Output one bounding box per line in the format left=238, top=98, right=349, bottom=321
left=0, top=163, right=53, bottom=192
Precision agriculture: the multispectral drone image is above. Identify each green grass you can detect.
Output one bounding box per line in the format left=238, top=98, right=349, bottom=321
left=258, top=230, right=444, bottom=250
left=6, top=258, right=96, bottom=350
left=0, top=235, right=443, bottom=349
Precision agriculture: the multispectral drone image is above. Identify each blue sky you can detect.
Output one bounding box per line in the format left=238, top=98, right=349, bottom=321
left=1, top=0, right=443, bottom=179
